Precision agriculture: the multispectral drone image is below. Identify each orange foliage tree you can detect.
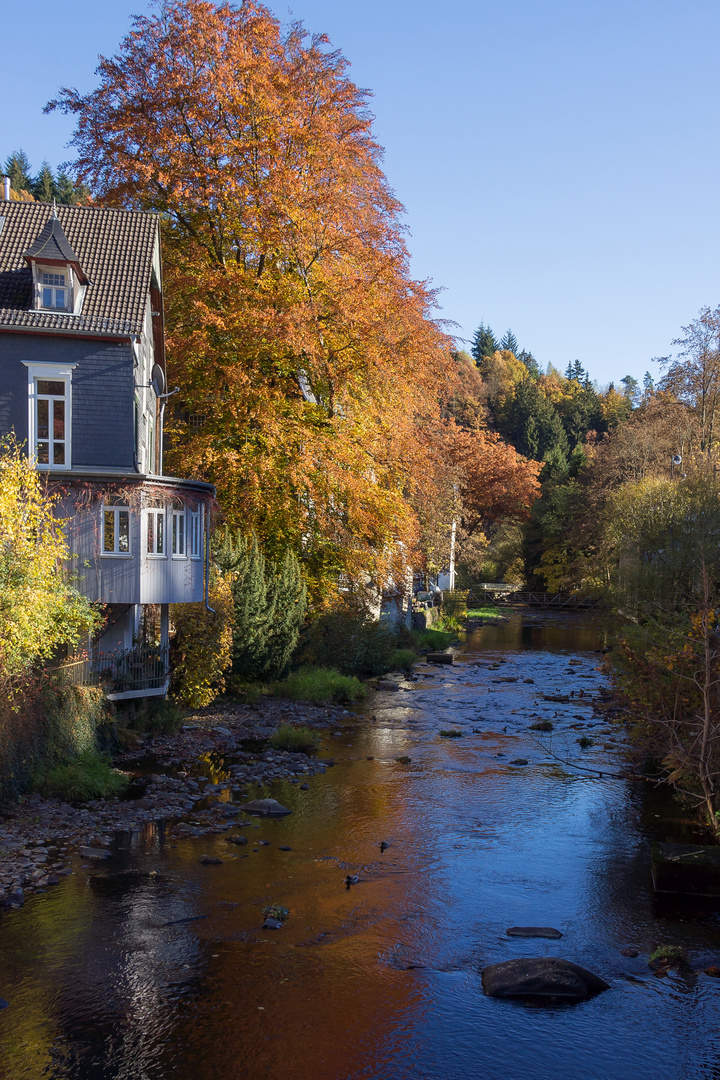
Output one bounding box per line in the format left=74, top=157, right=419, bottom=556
left=49, top=0, right=453, bottom=599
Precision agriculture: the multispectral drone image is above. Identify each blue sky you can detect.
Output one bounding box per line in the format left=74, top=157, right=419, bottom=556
left=4, top=0, right=720, bottom=385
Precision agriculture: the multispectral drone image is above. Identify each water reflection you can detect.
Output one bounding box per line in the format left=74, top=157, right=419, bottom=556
left=1, top=612, right=719, bottom=1080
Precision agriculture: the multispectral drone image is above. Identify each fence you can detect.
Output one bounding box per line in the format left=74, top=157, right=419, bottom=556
left=51, top=645, right=170, bottom=697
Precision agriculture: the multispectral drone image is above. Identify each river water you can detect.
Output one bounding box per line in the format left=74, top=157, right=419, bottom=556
left=2, top=611, right=720, bottom=1080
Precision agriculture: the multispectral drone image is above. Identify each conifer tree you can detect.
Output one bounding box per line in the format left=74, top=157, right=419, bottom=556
left=32, top=161, right=57, bottom=203
left=500, top=329, right=519, bottom=355
left=471, top=322, right=499, bottom=364
left=3, top=150, right=32, bottom=194
left=258, top=549, right=307, bottom=680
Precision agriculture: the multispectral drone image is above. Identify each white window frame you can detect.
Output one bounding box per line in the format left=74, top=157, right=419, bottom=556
left=22, top=362, right=76, bottom=471
left=146, top=508, right=166, bottom=558
left=171, top=508, right=187, bottom=558
left=39, top=268, right=71, bottom=311
left=102, top=505, right=132, bottom=557
left=189, top=505, right=203, bottom=560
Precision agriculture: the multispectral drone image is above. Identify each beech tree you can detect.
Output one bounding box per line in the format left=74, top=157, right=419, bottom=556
left=49, top=0, right=452, bottom=597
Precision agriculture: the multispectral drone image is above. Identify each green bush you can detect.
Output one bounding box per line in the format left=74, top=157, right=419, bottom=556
left=388, top=649, right=415, bottom=671
left=273, top=666, right=365, bottom=704
left=293, top=612, right=399, bottom=677
left=442, top=590, right=468, bottom=618
left=38, top=750, right=129, bottom=802
left=269, top=724, right=320, bottom=752
left=117, top=698, right=185, bottom=738
left=411, top=628, right=456, bottom=650
left=0, top=675, right=107, bottom=803
left=439, top=729, right=463, bottom=738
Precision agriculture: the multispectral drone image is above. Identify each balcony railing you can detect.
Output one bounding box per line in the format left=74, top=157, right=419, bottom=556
left=52, top=645, right=170, bottom=698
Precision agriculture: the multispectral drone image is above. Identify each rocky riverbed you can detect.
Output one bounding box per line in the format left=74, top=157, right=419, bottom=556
left=0, top=696, right=358, bottom=908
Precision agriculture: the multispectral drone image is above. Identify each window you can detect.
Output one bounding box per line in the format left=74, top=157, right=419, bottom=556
left=171, top=510, right=186, bottom=557
left=103, top=507, right=131, bottom=555
left=189, top=506, right=202, bottom=559
left=40, top=271, right=68, bottom=310
left=23, top=362, right=76, bottom=470
left=36, top=379, right=66, bottom=466
left=147, top=509, right=165, bottom=555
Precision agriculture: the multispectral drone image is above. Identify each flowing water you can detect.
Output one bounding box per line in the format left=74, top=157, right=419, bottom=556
left=2, top=611, right=720, bottom=1080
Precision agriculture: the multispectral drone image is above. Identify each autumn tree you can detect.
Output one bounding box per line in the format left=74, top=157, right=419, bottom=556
left=0, top=437, right=99, bottom=695
left=49, top=0, right=451, bottom=599
left=659, top=306, right=720, bottom=454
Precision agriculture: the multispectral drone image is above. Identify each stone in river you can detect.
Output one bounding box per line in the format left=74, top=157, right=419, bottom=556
left=78, top=846, right=111, bottom=860
left=506, top=926, right=563, bottom=939
left=481, top=958, right=609, bottom=999
left=509, top=759, right=529, bottom=766
left=198, top=855, right=223, bottom=865
left=240, top=798, right=292, bottom=817
left=426, top=651, right=454, bottom=665
left=278, top=845, right=292, bottom=851
left=377, top=680, right=400, bottom=691
left=262, top=917, right=284, bottom=930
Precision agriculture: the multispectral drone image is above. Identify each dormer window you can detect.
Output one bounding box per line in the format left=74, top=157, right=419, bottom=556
left=23, top=212, right=88, bottom=316
left=40, top=270, right=70, bottom=311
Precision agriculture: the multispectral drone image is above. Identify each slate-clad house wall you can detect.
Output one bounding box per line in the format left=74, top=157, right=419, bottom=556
left=0, top=197, right=215, bottom=677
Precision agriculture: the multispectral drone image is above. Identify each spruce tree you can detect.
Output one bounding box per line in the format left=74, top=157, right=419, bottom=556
left=471, top=322, right=499, bottom=364
left=3, top=150, right=32, bottom=194
left=257, top=549, right=307, bottom=680
left=32, top=162, right=57, bottom=203
left=500, top=329, right=519, bottom=354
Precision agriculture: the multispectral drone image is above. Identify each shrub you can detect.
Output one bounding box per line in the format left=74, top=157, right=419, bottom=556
left=529, top=720, right=554, bottom=732
left=38, top=750, right=129, bottom=802
left=0, top=675, right=107, bottom=803
left=294, top=611, right=398, bottom=677
left=577, top=735, right=593, bottom=749
left=388, top=649, right=415, bottom=671
left=269, top=724, right=320, bottom=752
left=439, top=729, right=463, bottom=737
left=116, top=697, right=185, bottom=738
left=649, top=944, right=687, bottom=965
left=442, top=590, right=468, bottom=619
left=263, top=904, right=289, bottom=922
left=273, top=666, right=365, bottom=704
left=412, top=628, right=456, bottom=650
left=170, top=577, right=234, bottom=707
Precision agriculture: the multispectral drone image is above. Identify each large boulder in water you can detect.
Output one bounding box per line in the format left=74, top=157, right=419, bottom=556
left=481, top=958, right=609, bottom=1000
left=240, top=798, right=292, bottom=817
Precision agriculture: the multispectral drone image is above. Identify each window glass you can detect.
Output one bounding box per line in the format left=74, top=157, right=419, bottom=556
left=172, top=511, right=186, bottom=556
left=103, top=507, right=131, bottom=554
left=118, top=511, right=130, bottom=553
left=38, top=380, right=65, bottom=396
left=104, top=511, right=115, bottom=552
left=147, top=510, right=165, bottom=555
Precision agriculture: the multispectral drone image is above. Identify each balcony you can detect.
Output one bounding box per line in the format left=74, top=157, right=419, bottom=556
left=54, top=645, right=170, bottom=701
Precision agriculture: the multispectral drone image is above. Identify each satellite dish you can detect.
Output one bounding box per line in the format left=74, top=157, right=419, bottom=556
left=151, top=363, right=166, bottom=397
left=672, top=454, right=682, bottom=466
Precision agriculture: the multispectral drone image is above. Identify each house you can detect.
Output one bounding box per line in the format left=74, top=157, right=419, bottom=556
left=0, top=192, right=215, bottom=697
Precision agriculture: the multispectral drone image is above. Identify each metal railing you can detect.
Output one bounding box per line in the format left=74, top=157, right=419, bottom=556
left=51, top=645, right=170, bottom=695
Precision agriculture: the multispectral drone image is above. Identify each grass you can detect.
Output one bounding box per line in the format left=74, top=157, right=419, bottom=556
left=411, top=628, right=456, bottom=650
left=272, top=666, right=365, bottom=704
left=439, top=729, right=464, bottom=738
left=263, top=904, right=289, bottom=922
left=577, top=735, right=594, bottom=749
left=388, top=648, right=416, bottom=671
left=529, top=720, right=554, bottom=732
left=269, top=724, right=321, bottom=753
left=37, top=750, right=129, bottom=802
left=466, top=606, right=502, bottom=618
left=649, top=944, right=687, bottom=965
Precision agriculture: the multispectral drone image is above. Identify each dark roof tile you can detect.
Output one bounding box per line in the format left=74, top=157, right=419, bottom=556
left=0, top=201, right=158, bottom=336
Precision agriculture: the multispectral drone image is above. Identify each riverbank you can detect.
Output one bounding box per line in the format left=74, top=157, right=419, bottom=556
left=0, top=696, right=358, bottom=908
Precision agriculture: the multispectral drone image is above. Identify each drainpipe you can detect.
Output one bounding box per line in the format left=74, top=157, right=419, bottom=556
left=448, top=517, right=457, bottom=592
left=204, top=503, right=216, bottom=615
left=3, top=176, right=10, bottom=201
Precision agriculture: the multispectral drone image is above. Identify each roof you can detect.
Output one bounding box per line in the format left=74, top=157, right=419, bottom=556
left=0, top=201, right=159, bottom=337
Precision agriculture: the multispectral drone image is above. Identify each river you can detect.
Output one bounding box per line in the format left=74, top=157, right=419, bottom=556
left=1, top=611, right=720, bottom=1080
